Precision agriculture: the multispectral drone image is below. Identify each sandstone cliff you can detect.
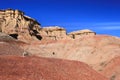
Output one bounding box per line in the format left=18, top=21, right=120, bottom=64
left=0, top=9, right=96, bottom=41
left=0, top=9, right=41, bottom=42
left=68, top=29, right=96, bottom=39
left=39, top=26, right=70, bottom=40
left=1, top=8, right=120, bottom=80
left=39, top=27, right=96, bottom=40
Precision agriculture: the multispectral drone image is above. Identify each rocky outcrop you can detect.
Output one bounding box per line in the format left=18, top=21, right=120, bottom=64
left=39, top=26, right=69, bottom=40
left=39, top=27, right=96, bottom=40
left=0, top=9, right=97, bottom=42
left=0, top=9, right=41, bottom=42
left=68, top=29, right=96, bottom=39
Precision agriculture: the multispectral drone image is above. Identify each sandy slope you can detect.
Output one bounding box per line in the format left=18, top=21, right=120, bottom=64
left=0, top=56, right=108, bottom=80
left=100, top=56, right=120, bottom=80
left=25, top=35, right=120, bottom=71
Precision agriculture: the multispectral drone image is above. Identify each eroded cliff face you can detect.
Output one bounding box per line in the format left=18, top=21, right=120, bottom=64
left=0, top=9, right=96, bottom=42
left=39, top=27, right=96, bottom=40
left=68, top=29, right=96, bottom=39
left=39, top=26, right=70, bottom=40
left=0, top=9, right=41, bottom=42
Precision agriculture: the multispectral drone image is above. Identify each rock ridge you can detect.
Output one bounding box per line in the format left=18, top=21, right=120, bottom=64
left=0, top=8, right=41, bottom=42
left=0, top=9, right=96, bottom=42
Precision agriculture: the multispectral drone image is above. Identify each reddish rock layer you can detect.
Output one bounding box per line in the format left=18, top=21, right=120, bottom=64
left=0, top=56, right=108, bottom=80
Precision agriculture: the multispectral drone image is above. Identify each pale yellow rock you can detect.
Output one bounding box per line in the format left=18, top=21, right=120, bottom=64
left=0, top=9, right=97, bottom=42
left=0, top=9, right=41, bottom=42
left=39, top=26, right=70, bottom=40
left=68, top=29, right=96, bottom=39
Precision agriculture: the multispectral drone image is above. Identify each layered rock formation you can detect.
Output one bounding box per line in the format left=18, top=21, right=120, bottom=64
left=1, top=8, right=120, bottom=80
left=0, top=9, right=41, bottom=42
left=39, top=27, right=96, bottom=40
left=0, top=32, right=15, bottom=41
left=0, top=9, right=96, bottom=42
left=39, top=26, right=70, bottom=40
left=26, top=35, right=120, bottom=73
left=68, top=29, right=96, bottom=39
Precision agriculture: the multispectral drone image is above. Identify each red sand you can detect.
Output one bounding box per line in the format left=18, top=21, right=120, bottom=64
left=0, top=56, right=108, bottom=80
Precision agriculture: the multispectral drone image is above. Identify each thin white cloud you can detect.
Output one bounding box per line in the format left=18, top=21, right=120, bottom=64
left=97, top=26, right=120, bottom=30
left=48, top=22, right=120, bottom=31
left=93, top=22, right=120, bottom=26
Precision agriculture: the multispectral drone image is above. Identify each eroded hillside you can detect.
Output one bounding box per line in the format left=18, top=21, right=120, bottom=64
left=25, top=35, right=120, bottom=71
left=0, top=8, right=120, bottom=80
left=0, top=56, right=108, bottom=80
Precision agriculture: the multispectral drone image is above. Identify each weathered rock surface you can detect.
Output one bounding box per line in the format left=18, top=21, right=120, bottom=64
left=0, top=9, right=41, bottom=42
left=1, top=8, right=120, bottom=80
left=0, top=32, right=24, bottom=56
left=100, top=56, right=120, bottom=80
left=39, top=26, right=69, bottom=40
left=25, top=35, right=120, bottom=72
left=0, top=56, right=108, bottom=80
left=0, top=32, right=15, bottom=41
left=68, top=29, right=96, bottom=39
left=0, top=9, right=96, bottom=41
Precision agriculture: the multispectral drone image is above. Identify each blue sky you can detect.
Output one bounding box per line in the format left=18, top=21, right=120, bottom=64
left=0, top=0, right=120, bottom=37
